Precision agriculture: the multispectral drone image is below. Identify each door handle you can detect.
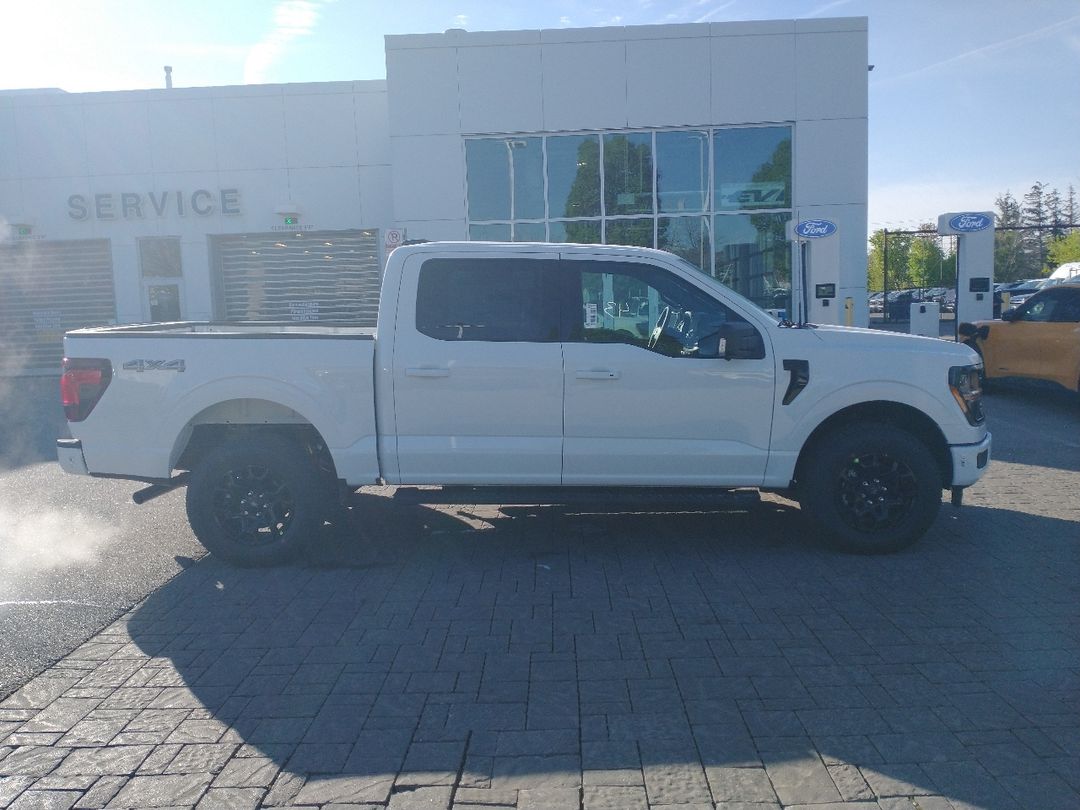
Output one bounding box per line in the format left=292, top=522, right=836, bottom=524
left=405, top=367, right=451, bottom=378
left=575, top=369, right=620, bottom=380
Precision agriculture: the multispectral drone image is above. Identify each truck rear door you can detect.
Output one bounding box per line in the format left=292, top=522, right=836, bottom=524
left=389, top=252, right=564, bottom=485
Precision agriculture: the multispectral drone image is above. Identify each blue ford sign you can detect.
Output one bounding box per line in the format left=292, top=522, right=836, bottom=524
left=948, top=213, right=992, bottom=232
left=795, top=219, right=837, bottom=239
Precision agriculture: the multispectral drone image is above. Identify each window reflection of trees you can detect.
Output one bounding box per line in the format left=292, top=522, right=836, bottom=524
left=465, top=127, right=794, bottom=309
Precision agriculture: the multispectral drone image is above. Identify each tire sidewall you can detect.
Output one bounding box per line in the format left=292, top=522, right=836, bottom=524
left=799, top=423, right=943, bottom=554
left=186, top=436, right=324, bottom=566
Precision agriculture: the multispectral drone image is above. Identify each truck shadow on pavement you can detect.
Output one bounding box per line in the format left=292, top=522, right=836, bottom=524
left=114, top=492, right=1080, bottom=809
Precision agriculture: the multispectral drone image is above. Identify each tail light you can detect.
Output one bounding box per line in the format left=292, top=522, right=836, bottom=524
left=61, top=358, right=113, bottom=422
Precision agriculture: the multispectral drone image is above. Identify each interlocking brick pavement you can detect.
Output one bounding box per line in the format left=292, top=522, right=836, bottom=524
left=1, top=386, right=1078, bottom=809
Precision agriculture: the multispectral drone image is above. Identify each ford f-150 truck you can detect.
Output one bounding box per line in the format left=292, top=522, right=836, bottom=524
left=57, top=242, right=991, bottom=565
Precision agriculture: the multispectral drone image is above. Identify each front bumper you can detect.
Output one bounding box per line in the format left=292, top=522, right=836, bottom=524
left=56, top=438, right=90, bottom=476
left=949, top=431, right=991, bottom=487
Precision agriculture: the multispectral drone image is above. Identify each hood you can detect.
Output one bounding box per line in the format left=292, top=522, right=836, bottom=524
left=799, top=324, right=978, bottom=362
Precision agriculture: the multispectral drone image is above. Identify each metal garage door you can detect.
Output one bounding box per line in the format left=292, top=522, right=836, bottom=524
left=212, top=230, right=381, bottom=325
left=0, top=239, right=116, bottom=374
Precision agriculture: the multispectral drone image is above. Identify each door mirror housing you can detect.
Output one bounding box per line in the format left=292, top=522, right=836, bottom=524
left=1000, top=307, right=1018, bottom=322
left=702, top=321, right=765, bottom=360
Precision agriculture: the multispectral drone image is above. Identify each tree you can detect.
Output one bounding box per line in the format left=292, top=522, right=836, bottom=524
left=1048, top=230, right=1080, bottom=267
left=1022, top=182, right=1049, bottom=272
left=994, top=191, right=1029, bottom=281
left=908, top=226, right=948, bottom=288
left=867, top=229, right=912, bottom=291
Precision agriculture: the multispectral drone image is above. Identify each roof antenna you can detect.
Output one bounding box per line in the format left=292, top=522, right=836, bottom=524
left=164, top=66, right=173, bottom=89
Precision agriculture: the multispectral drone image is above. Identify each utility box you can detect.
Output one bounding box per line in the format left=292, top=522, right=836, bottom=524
left=909, top=301, right=940, bottom=337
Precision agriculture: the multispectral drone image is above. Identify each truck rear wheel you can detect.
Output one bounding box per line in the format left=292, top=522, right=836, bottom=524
left=186, top=436, right=326, bottom=566
left=798, top=422, right=942, bottom=554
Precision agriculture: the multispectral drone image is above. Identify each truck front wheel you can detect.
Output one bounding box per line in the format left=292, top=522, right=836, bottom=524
left=186, top=436, right=325, bottom=566
left=798, top=422, right=942, bottom=554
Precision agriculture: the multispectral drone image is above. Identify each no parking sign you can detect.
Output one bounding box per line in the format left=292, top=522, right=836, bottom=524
left=384, top=228, right=404, bottom=252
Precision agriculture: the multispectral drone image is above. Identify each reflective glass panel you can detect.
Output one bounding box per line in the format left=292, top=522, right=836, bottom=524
left=469, top=223, right=511, bottom=241
left=465, top=137, right=543, bottom=221
left=712, top=213, right=792, bottom=309
left=550, top=220, right=601, bottom=244
left=513, top=222, right=547, bottom=242
left=713, top=127, right=792, bottom=211
left=606, top=218, right=654, bottom=248
left=656, top=131, right=708, bottom=213
left=659, top=216, right=711, bottom=273
left=547, top=135, right=601, bottom=218
left=604, top=133, right=654, bottom=215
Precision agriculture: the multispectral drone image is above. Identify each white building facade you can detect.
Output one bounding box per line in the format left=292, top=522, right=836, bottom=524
left=1, top=17, right=868, bottom=373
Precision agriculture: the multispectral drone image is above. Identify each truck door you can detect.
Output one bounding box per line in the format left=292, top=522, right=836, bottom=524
left=390, top=253, right=564, bottom=485
left=560, top=255, right=775, bottom=486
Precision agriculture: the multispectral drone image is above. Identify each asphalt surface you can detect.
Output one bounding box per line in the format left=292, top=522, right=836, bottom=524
left=0, top=378, right=205, bottom=699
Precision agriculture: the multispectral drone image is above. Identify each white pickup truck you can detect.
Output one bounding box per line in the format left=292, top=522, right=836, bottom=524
left=57, top=242, right=991, bottom=564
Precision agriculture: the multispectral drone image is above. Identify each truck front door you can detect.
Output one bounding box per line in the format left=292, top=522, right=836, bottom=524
left=390, top=254, right=564, bottom=485
left=560, top=256, right=775, bottom=486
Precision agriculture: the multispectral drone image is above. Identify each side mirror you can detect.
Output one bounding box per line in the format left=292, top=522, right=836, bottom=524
left=716, top=321, right=766, bottom=360
left=1000, top=307, right=1017, bottom=322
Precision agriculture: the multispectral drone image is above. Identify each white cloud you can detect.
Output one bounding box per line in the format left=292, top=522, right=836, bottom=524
left=454, top=14, right=469, bottom=28
left=243, top=0, right=329, bottom=85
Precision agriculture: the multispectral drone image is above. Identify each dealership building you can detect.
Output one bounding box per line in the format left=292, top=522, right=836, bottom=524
left=1, top=17, right=868, bottom=373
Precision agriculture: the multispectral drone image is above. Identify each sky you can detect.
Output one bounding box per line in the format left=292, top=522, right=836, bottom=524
left=1, top=0, right=1078, bottom=231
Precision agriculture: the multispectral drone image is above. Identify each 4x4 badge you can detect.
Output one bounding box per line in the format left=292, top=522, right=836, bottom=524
left=123, top=359, right=186, bottom=372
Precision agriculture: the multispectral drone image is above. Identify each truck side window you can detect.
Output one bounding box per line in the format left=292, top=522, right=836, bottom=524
left=572, top=260, right=752, bottom=358
left=416, top=258, right=559, bottom=342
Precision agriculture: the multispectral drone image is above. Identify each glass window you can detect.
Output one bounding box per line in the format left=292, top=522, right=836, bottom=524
left=148, top=284, right=182, bottom=321
left=659, top=216, right=711, bottom=273
left=513, top=223, right=547, bottom=242
left=573, top=260, right=749, bottom=359
left=656, top=131, right=708, bottom=213
left=547, top=134, right=601, bottom=219
left=713, top=126, right=792, bottom=211
left=1018, top=289, right=1080, bottom=323
left=469, top=223, right=511, bottom=242
left=138, top=237, right=182, bottom=277
left=713, top=213, right=791, bottom=309
left=606, top=218, right=654, bottom=248
left=416, top=258, right=558, bottom=342
left=550, top=220, right=601, bottom=244
left=465, top=137, right=544, bottom=221
left=604, top=133, right=654, bottom=215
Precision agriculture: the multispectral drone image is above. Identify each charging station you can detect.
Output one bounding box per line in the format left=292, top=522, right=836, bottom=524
left=788, top=218, right=843, bottom=325
left=938, top=212, right=994, bottom=326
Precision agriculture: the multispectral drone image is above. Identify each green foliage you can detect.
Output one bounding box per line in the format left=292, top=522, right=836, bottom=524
left=1048, top=230, right=1080, bottom=266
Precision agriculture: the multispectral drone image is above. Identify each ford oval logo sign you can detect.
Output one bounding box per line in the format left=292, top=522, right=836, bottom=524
left=948, top=213, right=992, bottom=232
left=795, top=219, right=837, bottom=239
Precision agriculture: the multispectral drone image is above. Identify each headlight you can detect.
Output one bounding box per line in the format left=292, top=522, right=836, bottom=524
left=949, top=364, right=984, bottom=425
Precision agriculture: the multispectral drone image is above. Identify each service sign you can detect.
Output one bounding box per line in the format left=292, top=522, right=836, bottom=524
left=795, top=219, right=837, bottom=239
left=948, top=213, right=992, bottom=233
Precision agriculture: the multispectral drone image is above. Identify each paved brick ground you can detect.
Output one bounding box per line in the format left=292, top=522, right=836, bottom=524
left=1, top=387, right=1077, bottom=809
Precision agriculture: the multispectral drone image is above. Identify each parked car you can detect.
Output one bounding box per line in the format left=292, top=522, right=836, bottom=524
left=960, top=282, right=1080, bottom=394
left=868, top=291, right=885, bottom=313
left=999, top=280, right=1046, bottom=309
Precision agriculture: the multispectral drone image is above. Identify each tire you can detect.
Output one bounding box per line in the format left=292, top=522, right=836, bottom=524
left=186, top=436, right=328, bottom=566
left=797, top=422, right=943, bottom=554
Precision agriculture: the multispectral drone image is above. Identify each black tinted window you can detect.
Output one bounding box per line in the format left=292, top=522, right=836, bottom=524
left=416, top=258, right=559, bottom=342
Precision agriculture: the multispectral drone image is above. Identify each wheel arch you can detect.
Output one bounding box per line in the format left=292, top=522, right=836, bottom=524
left=171, top=398, right=338, bottom=481
left=794, top=401, right=952, bottom=489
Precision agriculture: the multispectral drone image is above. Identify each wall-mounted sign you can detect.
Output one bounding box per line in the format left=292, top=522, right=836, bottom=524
left=795, top=219, right=837, bottom=239
left=815, top=283, right=837, bottom=299
left=68, top=189, right=242, bottom=221
left=948, top=213, right=992, bottom=233
left=384, top=228, right=404, bottom=252
left=717, top=182, right=786, bottom=208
